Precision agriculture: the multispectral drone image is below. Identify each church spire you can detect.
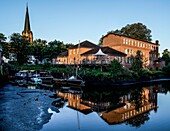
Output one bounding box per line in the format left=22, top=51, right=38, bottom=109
left=24, top=3, right=31, bottom=32
left=22, top=3, right=33, bottom=43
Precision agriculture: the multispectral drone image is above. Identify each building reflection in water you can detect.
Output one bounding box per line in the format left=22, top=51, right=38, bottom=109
left=56, top=85, right=159, bottom=126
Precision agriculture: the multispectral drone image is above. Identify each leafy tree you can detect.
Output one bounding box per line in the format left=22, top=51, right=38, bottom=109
left=131, top=50, right=143, bottom=73
left=10, top=33, right=30, bottom=65
left=100, top=23, right=152, bottom=44
left=29, top=39, right=73, bottom=62
left=0, top=33, right=8, bottom=58
left=98, top=35, right=104, bottom=45
left=47, top=40, right=73, bottom=59
left=162, top=63, right=170, bottom=77
left=109, top=59, right=123, bottom=76
left=30, top=39, right=47, bottom=61
left=0, top=33, right=6, bottom=42
left=162, top=49, right=170, bottom=65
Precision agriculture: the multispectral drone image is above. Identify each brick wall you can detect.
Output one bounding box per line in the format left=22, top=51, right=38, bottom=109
left=102, top=33, right=159, bottom=69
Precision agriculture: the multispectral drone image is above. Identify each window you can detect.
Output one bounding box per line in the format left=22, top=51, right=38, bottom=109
left=124, top=48, right=127, bottom=54
left=130, top=49, right=132, bottom=54
left=138, top=42, right=140, bottom=47
left=126, top=39, right=128, bottom=44
left=129, top=39, right=131, bottom=45
left=140, top=42, right=143, bottom=47
left=74, top=49, right=76, bottom=54
left=122, top=57, right=124, bottom=63
left=70, top=50, right=72, bottom=55
left=126, top=57, right=128, bottom=63
left=123, top=38, right=126, bottom=44
left=132, top=40, right=134, bottom=46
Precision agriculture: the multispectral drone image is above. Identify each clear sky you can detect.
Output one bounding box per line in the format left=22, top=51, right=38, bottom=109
left=0, top=0, right=170, bottom=54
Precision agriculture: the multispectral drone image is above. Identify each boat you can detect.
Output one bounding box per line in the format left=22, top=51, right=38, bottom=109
left=60, top=86, right=83, bottom=94
left=38, top=70, right=54, bottom=84
left=53, top=41, right=85, bottom=87
left=14, top=70, right=29, bottom=86
left=53, top=76, right=85, bottom=87
left=29, top=77, right=42, bottom=85
left=67, top=76, right=85, bottom=87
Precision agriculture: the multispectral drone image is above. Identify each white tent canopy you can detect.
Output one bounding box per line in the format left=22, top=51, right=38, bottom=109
left=94, top=49, right=107, bottom=56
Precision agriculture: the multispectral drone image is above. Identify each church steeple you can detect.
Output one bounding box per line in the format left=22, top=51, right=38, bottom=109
left=22, top=4, right=33, bottom=43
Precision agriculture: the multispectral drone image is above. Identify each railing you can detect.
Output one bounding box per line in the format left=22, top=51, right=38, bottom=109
left=82, top=59, right=111, bottom=65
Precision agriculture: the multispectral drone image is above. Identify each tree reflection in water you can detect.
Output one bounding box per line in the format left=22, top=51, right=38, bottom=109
left=130, top=87, right=147, bottom=111
left=125, top=112, right=150, bottom=128
left=55, top=84, right=159, bottom=127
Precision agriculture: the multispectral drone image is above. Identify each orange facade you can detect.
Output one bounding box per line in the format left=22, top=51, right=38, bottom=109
left=67, top=47, right=92, bottom=64
left=102, top=33, right=159, bottom=68
left=55, top=34, right=159, bottom=69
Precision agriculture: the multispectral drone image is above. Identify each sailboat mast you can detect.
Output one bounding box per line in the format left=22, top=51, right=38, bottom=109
left=76, top=40, right=80, bottom=78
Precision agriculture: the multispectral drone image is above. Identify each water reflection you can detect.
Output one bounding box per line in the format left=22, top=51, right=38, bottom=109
left=54, top=84, right=161, bottom=127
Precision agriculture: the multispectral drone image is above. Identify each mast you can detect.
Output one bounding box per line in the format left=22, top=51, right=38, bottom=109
left=76, top=40, right=81, bottom=78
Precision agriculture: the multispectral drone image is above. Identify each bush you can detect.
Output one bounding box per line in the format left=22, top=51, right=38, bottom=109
left=162, top=63, right=170, bottom=77
left=43, top=62, right=51, bottom=69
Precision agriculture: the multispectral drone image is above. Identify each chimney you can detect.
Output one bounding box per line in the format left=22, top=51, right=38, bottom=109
left=155, top=40, right=159, bottom=45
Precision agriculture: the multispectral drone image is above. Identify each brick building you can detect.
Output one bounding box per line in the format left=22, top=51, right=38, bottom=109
left=102, top=33, right=159, bottom=69
left=54, top=40, right=98, bottom=64
left=53, top=40, right=127, bottom=65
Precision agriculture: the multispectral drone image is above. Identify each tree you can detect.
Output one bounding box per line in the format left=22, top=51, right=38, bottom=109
left=29, top=39, right=73, bottom=62
left=10, top=33, right=30, bottom=65
left=162, top=49, right=170, bottom=65
left=0, top=33, right=8, bottom=58
left=131, top=50, right=143, bottom=73
left=30, top=39, right=47, bottom=61
left=109, top=59, right=123, bottom=76
left=100, top=23, right=152, bottom=44
left=47, top=40, right=73, bottom=59
left=0, top=33, right=6, bottom=42
left=125, top=112, right=150, bottom=128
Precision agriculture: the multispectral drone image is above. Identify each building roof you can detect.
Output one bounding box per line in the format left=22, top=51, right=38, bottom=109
left=57, top=51, right=68, bottom=57
left=102, top=32, right=159, bottom=45
left=81, top=46, right=127, bottom=57
left=69, top=40, right=99, bottom=49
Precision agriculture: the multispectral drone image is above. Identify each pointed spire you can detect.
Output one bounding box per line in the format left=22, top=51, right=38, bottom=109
left=24, top=3, right=31, bottom=32
left=22, top=3, right=33, bottom=43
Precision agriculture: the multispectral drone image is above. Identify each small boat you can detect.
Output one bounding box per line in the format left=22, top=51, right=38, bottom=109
left=38, top=71, right=54, bottom=84
left=53, top=76, right=85, bottom=87
left=14, top=70, right=29, bottom=86
left=67, top=76, right=85, bottom=87
left=60, top=86, right=83, bottom=94
left=68, top=86, right=83, bottom=94
left=29, top=77, right=42, bottom=85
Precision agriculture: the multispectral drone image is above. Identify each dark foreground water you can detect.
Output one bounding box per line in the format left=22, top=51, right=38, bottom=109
left=42, top=82, right=170, bottom=131
left=1, top=81, right=170, bottom=131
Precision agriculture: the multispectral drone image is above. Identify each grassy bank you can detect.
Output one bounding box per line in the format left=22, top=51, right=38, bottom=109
left=7, top=63, right=170, bottom=86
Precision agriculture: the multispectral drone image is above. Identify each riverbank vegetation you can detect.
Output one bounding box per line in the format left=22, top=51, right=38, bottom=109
left=6, top=50, right=170, bottom=86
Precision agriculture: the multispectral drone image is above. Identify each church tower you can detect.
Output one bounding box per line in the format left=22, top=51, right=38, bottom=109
left=22, top=4, right=33, bottom=43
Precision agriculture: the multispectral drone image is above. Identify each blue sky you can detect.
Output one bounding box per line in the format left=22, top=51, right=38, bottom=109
left=0, top=0, right=170, bottom=54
